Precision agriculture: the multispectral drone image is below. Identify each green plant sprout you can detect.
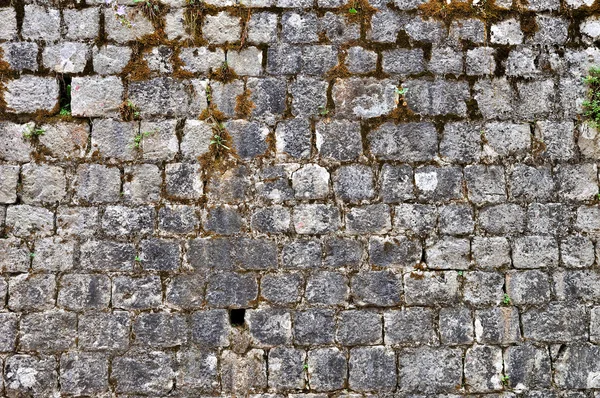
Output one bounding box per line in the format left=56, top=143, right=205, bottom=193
left=318, top=105, right=329, bottom=117
left=500, top=375, right=509, bottom=385
left=502, top=294, right=511, bottom=306
left=210, top=133, right=230, bottom=150
left=23, top=125, right=45, bottom=139
left=135, top=255, right=142, bottom=262
left=395, top=87, right=408, bottom=96
left=348, top=7, right=358, bottom=13
left=582, top=66, right=600, bottom=129
left=29, top=252, right=36, bottom=258
left=131, top=130, right=156, bottom=149
left=303, top=364, right=309, bottom=370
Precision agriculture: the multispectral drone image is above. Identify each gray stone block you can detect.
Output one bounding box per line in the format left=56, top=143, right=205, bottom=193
left=336, top=310, right=382, bottom=346
left=5, top=76, right=59, bottom=114
left=332, top=78, right=397, bottom=119
left=398, top=347, right=462, bottom=393
left=349, top=346, right=397, bottom=392
left=384, top=307, right=438, bottom=345
left=112, top=350, right=175, bottom=395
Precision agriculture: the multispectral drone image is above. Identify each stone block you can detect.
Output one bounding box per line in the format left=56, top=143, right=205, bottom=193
left=398, top=347, right=462, bottom=393
left=5, top=205, right=54, bottom=237
left=404, top=271, right=460, bottom=305
left=112, top=275, right=162, bottom=310
left=349, top=346, right=397, bottom=392
left=43, top=42, right=89, bottom=73
left=112, top=350, right=175, bottom=395
left=384, top=307, right=438, bottom=345
left=332, top=78, right=397, bottom=119
left=351, top=270, right=402, bottom=307
left=5, top=76, right=59, bottom=114
left=58, top=274, right=111, bottom=311
left=71, top=76, right=123, bottom=117
left=336, top=310, right=382, bottom=345
left=20, top=311, right=77, bottom=351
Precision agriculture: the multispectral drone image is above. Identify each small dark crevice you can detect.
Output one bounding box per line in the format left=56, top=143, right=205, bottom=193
left=57, top=74, right=72, bottom=114
left=229, top=308, right=246, bottom=326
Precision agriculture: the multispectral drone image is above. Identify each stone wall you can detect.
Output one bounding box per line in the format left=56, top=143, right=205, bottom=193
left=1, top=0, right=600, bottom=395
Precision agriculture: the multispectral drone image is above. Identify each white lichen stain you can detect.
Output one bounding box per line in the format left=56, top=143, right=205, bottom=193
left=415, top=171, right=438, bottom=192
left=587, top=371, right=600, bottom=388
left=8, top=367, right=38, bottom=390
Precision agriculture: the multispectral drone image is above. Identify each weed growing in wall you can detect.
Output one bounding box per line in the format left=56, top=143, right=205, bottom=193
left=583, top=66, right=600, bottom=129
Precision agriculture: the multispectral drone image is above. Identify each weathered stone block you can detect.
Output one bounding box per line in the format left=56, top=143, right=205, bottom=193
left=203, top=11, right=240, bottom=44
left=58, top=274, right=111, bottom=311
left=404, top=79, right=470, bottom=116
left=0, top=165, right=19, bottom=204
left=5, top=355, right=58, bottom=397
left=101, top=205, right=155, bottom=237
left=79, top=311, right=130, bottom=350
left=384, top=307, right=438, bottom=345
left=349, top=346, right=397, bottom=392
left=475, top=307, right=521, bottom=344
left=352, top=270, right=402, bottom=306
left=112, top=350, right=175, bottom=395
left=105, top=7, right=154, bottom=42
left=1, top=42, right=38, bottom=72
left=305, top=271, right=349, bottom=305
left=80, top=240, right=134, bottom=271
left=415, top=165, right=464, bottom=202
left=268, top=346, right=306, bottom=390
left=522, top=302, right=588, bottom=342
left=92, top=45, right=132, bottom=75
left=5, top=205, right=54, bottom=237
left=64, top=7, right=100, bottom=40
left=332, top=78, right=397, bottom=119
left=294, top=309, right=335, bottom=345
left=247, top=309, right=292, bottom=347
left=404, top=271, right=460, bottom=305
left=43, top=42, right=89, bottom=73
left=206, top=272, right=258, bottom=307
left=336, top=310, right=382, bottom=345
left=20, top=311, right=77, bottom=352
left=60, top=352, right=109, bottom=395
left=260, top=272, right=303, bottom=305
left=5, top=76, right=59, bottom=114
left=190, top=310, right=230, bottom=347
left=112, top=275, right=162, bottom=310
left=22, top=5, right=60, bottom=41
left=71, top=76, right=123, bottom=117
left=398, top=347, right=462, bottom=393
left=464, top=345, right=503, bottom=393
left=133, top=312, right=187, bottom=348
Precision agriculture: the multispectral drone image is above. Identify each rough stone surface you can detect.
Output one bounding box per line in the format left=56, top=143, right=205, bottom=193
left=0, top=0, right=598, bottom=395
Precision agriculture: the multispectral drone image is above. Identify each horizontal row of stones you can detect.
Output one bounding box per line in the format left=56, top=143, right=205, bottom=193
left=2, top=158, right=600, bottom=201
left=11, top=41, right=600, bottom=80
left=3, top=261, right=600, bottom=308
left=3, top=222, right=600, bottom=268
left=3, top=199, right=600, bottom=237
left=4, top=119, right=600, bottom=164
left=3, top=340, right=600, bottom=396
left=1, top=75, right=589, bottom=124
left=0, top=4, right=598, bottom=45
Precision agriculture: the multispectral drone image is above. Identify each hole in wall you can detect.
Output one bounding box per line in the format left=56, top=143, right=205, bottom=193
left=58, top=74, right=72, bottom=115
left=229, top=308, right=246, bottom=326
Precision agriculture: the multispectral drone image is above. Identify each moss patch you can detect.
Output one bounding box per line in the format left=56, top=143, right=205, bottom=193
left=234, top=88, right=255, bottom=118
